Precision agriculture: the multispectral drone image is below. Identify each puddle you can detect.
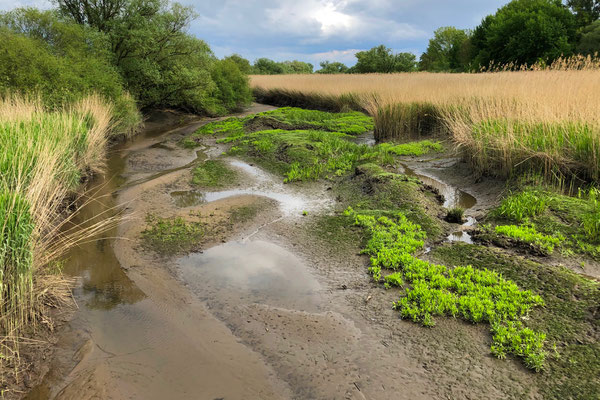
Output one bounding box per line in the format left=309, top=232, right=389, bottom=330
left=447, top=231, right=473, bottom=244
left=178, top=240, right=322, bottom=312
left=170, top=190, right=205, bottom=207
left=229, top=160, right=269, bottom=182
left=350, top=131, right=376, bottom=146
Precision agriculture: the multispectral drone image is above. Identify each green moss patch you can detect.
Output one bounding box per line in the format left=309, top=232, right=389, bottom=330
left=191, top=160, right=237, bottom=188
left=378, top=140, right=443, bottom=156
left=141, top=215, right=205, bottom=255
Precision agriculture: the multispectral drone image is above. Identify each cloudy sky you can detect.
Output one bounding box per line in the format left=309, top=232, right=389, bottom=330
left=1, top=0, right=509, bottom=65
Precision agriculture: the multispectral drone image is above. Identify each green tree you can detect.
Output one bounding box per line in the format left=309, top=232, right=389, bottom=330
left=0, top=8, right=140, bottom=131
left=566, top=0, right=600, bottom=27
left=471, top=0, right=577, bottom=68
left=224, top=54, right=252, bottom=74
left=252, top=58, right=287, bottom=74
left=577, top=19, right=600, bottom=54
left=316, top=61, right=349, bottom=74
left=354, top=45, right=417, bottom=73
left=55, top=0, right=245, bottom=114
left=210, top=58, right=252, bottom=113
left=419, top=27, right=472, bottom=72
left=282, top=60, right=313, bottom=74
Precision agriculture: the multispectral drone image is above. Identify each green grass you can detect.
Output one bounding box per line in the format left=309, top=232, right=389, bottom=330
left=260, top=107, right=373, bottom=135
left=489, top=187, right=600, bottom=259
left=494, top=223, right=564, bottom=254
left=141, top=215, right=205, bottom=255
left=445, top=207, right=465, bottom=223
left=492, top=189, right=548, bottom=223
left=468, top=119, right=600, bottom=181
left=0, top=191, right=34, bottom=331
left=432, top=244, right=600, bottom=399
left=191, top=160, right=237, bottom=187
left=378, top=140, right=443, bottom=156
left=345, top=206, right=547, bottom=371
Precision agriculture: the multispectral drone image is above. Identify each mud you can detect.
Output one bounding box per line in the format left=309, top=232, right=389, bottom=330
left=26, top=104, right=537, bottom=400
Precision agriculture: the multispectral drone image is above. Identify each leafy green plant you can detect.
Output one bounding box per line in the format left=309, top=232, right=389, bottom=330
left=494, top=189, right=548, bottom=222
left=345, top=206, right=547, bottom=370
left=495, top=223, right=565, bottom=254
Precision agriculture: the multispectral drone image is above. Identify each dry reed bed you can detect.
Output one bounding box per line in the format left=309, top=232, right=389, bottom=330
left=251, top=69, right=600, bottom=181
left=0, top=95, right=119, bottom=391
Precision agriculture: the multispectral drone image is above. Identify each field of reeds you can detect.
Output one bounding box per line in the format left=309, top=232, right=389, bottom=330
left=251, top=56, right=600, bottom=182
left=0, top=95, right=124, bottom=391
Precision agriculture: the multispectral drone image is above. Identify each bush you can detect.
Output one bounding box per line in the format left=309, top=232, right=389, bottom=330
left=210, top=58, right=252, bottom=114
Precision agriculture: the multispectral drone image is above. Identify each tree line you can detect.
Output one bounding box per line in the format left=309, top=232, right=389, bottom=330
left=249, top=0, right=599, bottom=74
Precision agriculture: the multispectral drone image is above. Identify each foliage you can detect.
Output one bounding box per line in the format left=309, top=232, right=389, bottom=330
left=142, top=214, right=204, bottom=254
left=317, top=61, right=349, bottom=74
left=495, top=223, right=565, bottom=254
left=378, top=140, right=442, bottom=156
left=577, top=20, right=600, bottom=55
left=55, top=0, right=250, bottom=114
left=252, top=58, right=313, bottom=74
left=210, top=58, right=252, bottom=113
left=191, top=160, right=236, bottom=187
left=432, top=243, right=600, bottom=398
left=419, top=26, right=472, bottom=72
left=580, top=188, right=600, bottom=242
left=353, top=45, right=417, bottom=73
left=566, top=0, right=600, bottom=27
left=224, top=54, right=252, bottom=74
left=493, top=189, right=548, bottom=222
left=345, top=207, right=547, bottom=371
left=471, top=0, right=577, bottom=67
left=0, top=8, right=141, bottom=134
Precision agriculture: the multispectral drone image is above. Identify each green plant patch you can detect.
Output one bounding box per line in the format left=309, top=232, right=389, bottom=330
left=258, top=107, right=373, bottom=135
left=432, top=243, right=600, bottom=399
left=378, top=140, right=443, bottom=156
left=141, top=215, right=205, bottom=255
left=489, top=187, right=600, bottom=259
left=494, top=223, right=564, bottom=254
left=345, top=206, right=547, bottom=371
left=191, top=160, right=237, bottom=187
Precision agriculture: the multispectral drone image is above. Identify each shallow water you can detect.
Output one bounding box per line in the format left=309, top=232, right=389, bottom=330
left=178, top=241, right=322, bottom=312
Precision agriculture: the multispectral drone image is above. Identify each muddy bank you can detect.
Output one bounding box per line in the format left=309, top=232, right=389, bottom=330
left=25, top=104, right=573, bottom=400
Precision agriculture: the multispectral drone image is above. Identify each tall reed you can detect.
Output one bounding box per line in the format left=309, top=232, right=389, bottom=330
left=0, top=94, right=119, bottom=388
left=251, top=58, right=600, bottom=180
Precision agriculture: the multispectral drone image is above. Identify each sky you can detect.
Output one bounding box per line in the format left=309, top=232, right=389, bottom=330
left=0, top=0, right=509, bottom=66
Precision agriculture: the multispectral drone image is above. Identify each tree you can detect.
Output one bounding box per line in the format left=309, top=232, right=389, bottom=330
left=54, top=0, right=242, bottom=114
left=419, top=27, right=472, bottom=72
left=252, top=58, right=287, bottom=74
left=566, top=0, right=600, bottom=27
left=354, top=45, right=417, bottom=73
left=0, top=8, right=140, bottom=130
left=282, top=60, right=313, bottom=74
left=471, top=0, right=577, bottom=68
left=578, top=19, right=600, bottom=54
left=316, top=61, right=349, bottom=74
left=224, top=54, right=252, bottom=74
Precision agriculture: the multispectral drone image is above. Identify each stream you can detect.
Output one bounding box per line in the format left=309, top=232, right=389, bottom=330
left=25, top=109, right=489, bottom=400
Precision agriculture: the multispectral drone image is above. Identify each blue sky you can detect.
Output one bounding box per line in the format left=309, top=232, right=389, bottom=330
left=1, top=0, right=509, bottom=65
